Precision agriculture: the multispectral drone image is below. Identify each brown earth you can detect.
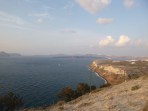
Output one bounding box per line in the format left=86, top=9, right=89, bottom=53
left=90, top=60, right=148, bottom=85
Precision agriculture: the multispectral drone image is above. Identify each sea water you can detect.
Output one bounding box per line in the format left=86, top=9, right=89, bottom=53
left=0, top=57, right=105, bottom=108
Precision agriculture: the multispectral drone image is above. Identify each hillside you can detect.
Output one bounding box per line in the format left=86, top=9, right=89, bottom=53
left=23, top=75, right=148, bottom=111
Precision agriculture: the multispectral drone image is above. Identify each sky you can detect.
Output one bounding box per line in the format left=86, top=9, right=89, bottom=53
left=0, top=0, right=148, bottom=56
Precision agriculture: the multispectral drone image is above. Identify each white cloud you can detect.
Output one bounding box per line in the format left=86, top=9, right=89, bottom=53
left=0, top=11, right=29, bottom=30
left=124, top=0, right=135, bottom=8
left=99, top=35, right=132, bottom=47
left=96, top=18, right=113, bottom=24
left=99, top=36, right=115, bottom=47
left=76, top=0, right=111, bottom=14
left=115, top=35, right=131, bottom=47
left=0, top=11, right=26, bottom=25
left=29, top=12, right=54, bottom=23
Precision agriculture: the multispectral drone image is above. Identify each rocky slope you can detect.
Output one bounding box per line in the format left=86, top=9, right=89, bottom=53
left=23, top=75, right=148, bottom=111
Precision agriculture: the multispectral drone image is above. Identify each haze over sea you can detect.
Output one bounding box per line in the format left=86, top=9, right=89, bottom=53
left=0, top=57, right=105, bottom=108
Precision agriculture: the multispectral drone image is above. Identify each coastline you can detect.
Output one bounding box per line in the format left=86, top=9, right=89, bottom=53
left=89, top=66, right=108, bottom=85
left=94, top=72, right=108, bottom=84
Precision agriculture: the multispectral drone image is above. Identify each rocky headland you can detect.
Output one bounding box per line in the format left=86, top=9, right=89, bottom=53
left=90, top=60, right=148, bottom=85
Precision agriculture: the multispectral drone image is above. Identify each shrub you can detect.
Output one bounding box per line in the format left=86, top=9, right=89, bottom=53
left=0, top=92, right=23, bottom=111
left=58, top=83, right=96, bottom=102
left=91, top=85, right=96, bottom=90
left=76, top=83, right=90, bottom=96
left=131, top=85, right=140, bottom=91
left=58, top=87, right=74, bottom=102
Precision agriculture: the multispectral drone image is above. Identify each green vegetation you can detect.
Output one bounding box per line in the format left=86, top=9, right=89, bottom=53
left=131, top=85, right=140, bottom=91
left=0, top=92, right=23, bottom=111
left=58, top=83, right=96, bottom=102
left=58, top=87, right=75, bottom=102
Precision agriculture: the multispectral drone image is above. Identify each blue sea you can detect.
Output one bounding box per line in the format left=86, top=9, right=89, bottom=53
left=0, top=57, right=105, bottom=108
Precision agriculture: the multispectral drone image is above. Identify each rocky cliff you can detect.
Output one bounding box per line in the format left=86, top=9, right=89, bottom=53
left=90, top=60, right=148, bottom=85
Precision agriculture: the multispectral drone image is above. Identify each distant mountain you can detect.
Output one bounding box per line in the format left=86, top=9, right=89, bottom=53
left=0, top=52, right=147, bottom=60
left=0, top=51, right=21, bottom=57
left=0, top=51, right=10, bottom=57
left=48, top=54, right=108, bottom=60
left=32, top=54, right=148, bottom=60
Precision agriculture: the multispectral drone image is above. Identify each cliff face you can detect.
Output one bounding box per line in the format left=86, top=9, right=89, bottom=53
left=90, top=60, right=148, bottom=85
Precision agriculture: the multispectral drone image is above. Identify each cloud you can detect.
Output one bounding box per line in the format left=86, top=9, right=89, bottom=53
left=99, top=36, right=115, bottom=47
left=0, top=11, right=29, bottom=30
left=99, top=35, right=131, bottom=47
left=29, top=12, right=54, bottom=23
left=96, top=18, right=113, bottom=24
left=116, top=35, right=131, bottom=47
left=0, top=11, right=26, bottom=25
left=61, top=29, right=77, bottom=34
left=64, top=1, right=75, bottom=15
left=124, top=0, right=135, bottom=8
left=130, top=39, right=143, bottom=47
left=64, top=1, right=74, bottom=10
left=75, top=0, right=111, bottom=14
left=42, top=6, right=55, bottom=10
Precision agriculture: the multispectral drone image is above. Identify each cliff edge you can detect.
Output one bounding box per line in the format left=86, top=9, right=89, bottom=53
left=90, top=60, right=148, bottom=85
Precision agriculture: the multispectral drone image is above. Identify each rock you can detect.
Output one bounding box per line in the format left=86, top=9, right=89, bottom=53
left=90, top=60, right=148, bottom=85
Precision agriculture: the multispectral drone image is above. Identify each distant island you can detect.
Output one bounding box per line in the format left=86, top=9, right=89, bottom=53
left=32, top=54, right=148, bottom=60
left=1, top=51, right=148, bottom=61
left=0, top=51, right=21, bottom=57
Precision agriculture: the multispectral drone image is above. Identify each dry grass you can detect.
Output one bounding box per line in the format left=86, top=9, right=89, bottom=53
left=78, top=102, right=92, bottom=108
left=56, top=101, right=65, bottom=106
left=58, top=106, right=64, bottom=110
left=143, top=101, right=148, bottom=111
